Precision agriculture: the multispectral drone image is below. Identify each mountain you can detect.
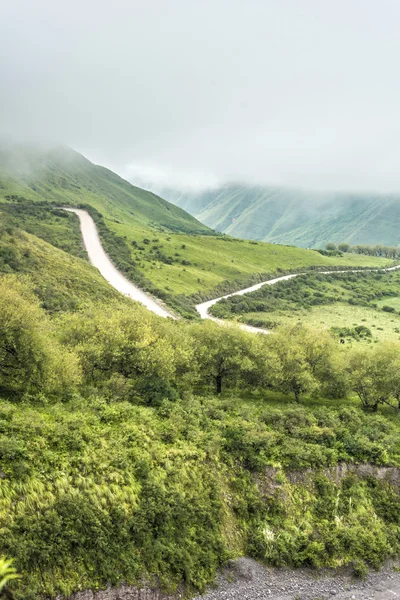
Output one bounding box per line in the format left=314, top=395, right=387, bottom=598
left=0, top=145, right=392, bottom=319
left=160, top=184, right=400, bottom=247
left=0, top=144, right=212, bottom=235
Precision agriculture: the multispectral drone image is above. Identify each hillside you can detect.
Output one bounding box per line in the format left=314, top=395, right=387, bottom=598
left=0, top=216, right=125, bottom=313
left=0, top=143, right=212, bottom=234
left=2, top=230, right=400, bottom=598
left=0, top=145, right=395, bottom=318
left=2, top=162, right=400, bottom=600
left=161, top=184, right=400, bottom=247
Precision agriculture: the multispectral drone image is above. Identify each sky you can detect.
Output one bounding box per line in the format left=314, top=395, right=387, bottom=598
left=1, top=0, right=400, bottom=192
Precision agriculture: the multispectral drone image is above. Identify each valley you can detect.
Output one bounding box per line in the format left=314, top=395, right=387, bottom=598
left=4, top=3, right=400, bottom=599
left=2, top=146, right=400, bottom=600
left=1, top=145, right=393, bottom=319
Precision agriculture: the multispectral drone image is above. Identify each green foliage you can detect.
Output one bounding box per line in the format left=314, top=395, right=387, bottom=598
left=248, top=474, right=400, bottom=573
left=325, top=243, right=337, bottom=251
left=331, top=325, right=372, bottom=341
left=0, top=201, right=87, bottom=260
left=0, top=556, right=19, bottom=594
left=211, top=271, right=400, bottom=335
left=346, top=342, right=400, bottom=411
left=59, top=303, right=194, bottom=399
left=189, top=321, right=262, bottom=394
left=0, top=225, right=122, bottom=314
left=263, top=324, right=346, bottom=402
left=2, top=394, right=400, bottom=598
left=339, top=243, right=400, bottom=259
left=0, top=278, right=81, bottom=397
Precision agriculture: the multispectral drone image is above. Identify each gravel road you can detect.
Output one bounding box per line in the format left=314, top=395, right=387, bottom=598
left=64, top=208, right=175, bottom=318
left=195, top=267, right=400, bottom=332
left=193, top=558, right=400, bottom=600
left=66, top=208, right=400, bottom=331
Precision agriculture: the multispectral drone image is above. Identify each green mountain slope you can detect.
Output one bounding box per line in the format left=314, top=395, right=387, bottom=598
left=0, top=145, right=394, bottom=319
left=162, top=185, right=400, bottom=247
left=0, top=217, right=124, bottom=313
left=0, top=144, right=212, bottom=235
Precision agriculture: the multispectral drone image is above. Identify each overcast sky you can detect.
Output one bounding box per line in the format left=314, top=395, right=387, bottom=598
left=1, top=0, right=400, bottom=191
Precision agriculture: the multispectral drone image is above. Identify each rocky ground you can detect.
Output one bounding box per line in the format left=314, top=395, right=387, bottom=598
left=193, top=558, right=400, bottom=600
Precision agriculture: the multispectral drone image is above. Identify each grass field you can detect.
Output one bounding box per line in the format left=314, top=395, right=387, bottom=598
left=106, top=218, right=393, bottom=297
left=0, top=145, right=396, bottom=306
left=244, top=304, right=400, bottom=342
left=211, top=270, right=400, bottom=339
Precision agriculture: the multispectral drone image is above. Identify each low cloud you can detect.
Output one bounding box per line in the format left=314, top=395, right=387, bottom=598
left=1, top=0, right=400, bottom=192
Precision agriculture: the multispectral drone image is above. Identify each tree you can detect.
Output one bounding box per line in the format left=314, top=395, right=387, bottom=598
left=338, top=243, right=350, bottom=253
left=190, top=321, right=257, bottom=394
left=0, top=277, right=80, bottom=396
left=60, top=303, right=194, bottom=401
left=265, top=324, right=340, bottom=402
left=325, top=243, right=337, bottom=251
left=346, top=343, right=400, bottom=412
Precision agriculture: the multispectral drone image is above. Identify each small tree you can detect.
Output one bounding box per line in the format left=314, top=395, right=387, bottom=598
left=265, top=324, right=339, bottom=402
left=346, top=343, right=400, bottom=412
left=325, top=243, right=337, bottom=251
left=338, top=243, right=350, bottom=253
left=190, top=321, right=257, bottom=394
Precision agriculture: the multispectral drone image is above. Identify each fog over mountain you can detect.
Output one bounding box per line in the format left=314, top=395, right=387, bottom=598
left=1, top=0, right=400, bottom=193
left=158, top=184, right=400, bottom=248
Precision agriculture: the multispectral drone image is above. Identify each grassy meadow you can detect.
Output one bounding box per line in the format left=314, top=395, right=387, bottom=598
left=244, top=304, right=400, bottom=342
left=106, top=218, right=393, bottom=298
left=210, top=270, right=400, bottom=341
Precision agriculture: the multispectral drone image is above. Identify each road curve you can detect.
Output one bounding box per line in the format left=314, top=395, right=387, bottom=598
left=67, top=208, right=400, bottom=331
left=195, top=267, right=400, bottom=334
left=64, top=208, right=176, bottom=319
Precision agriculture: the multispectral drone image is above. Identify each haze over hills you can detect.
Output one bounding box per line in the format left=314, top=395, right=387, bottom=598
left=0, top=143, right=392, bottom=320
left=0, top=144, right=212, bottom=235
left=159, top=184, right=400, bottom=248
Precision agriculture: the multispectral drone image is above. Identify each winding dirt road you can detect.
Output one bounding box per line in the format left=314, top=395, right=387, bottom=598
left=67, top=208, right=400, bottom=331
left=64, top=208, right=175, bottom=318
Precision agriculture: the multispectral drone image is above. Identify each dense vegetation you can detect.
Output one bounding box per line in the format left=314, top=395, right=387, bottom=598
left=325, top=242, right=400, bottom=259
left=2, top=234, right=400, bottom=598
left=2, top=147, right=400, bottom=599
left=164, top=183, right=400, bottom=247
left=0, top=199, right=87, bottom=260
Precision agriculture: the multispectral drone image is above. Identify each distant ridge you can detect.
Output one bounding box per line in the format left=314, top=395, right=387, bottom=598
left=160, top=184, right=400, bottom=247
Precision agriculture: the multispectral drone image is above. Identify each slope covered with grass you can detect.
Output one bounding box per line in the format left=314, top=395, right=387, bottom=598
left=163, top=184, right=400, bottom=248
left=0, top=144, right=212, bottom=235
left=0, top=145, right=394, bottom=318
left=0, top=217, right=124, bottom=313
left=210, top=270, right=400, bottom=342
